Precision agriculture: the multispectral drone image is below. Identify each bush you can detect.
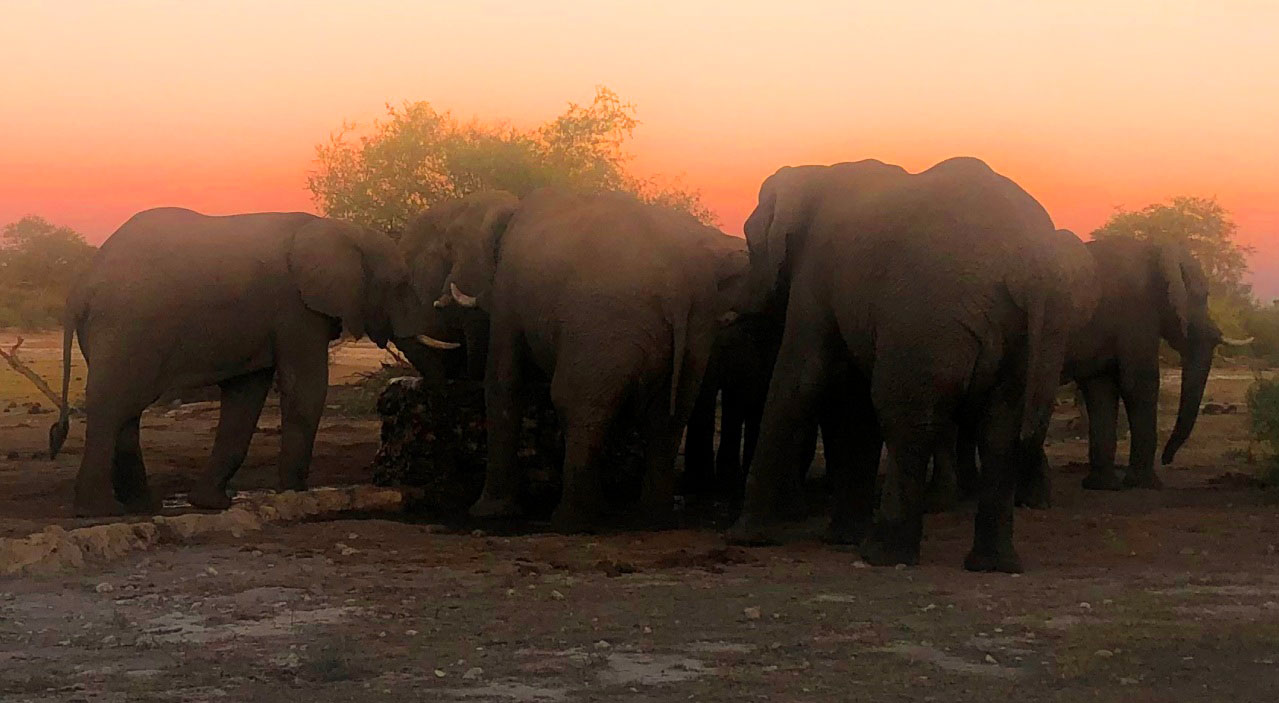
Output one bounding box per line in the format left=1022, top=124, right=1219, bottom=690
left=1243, top=375, right=1279, bottom=487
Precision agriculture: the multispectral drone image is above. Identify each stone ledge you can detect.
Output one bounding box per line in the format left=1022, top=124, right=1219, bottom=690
left=0, top=485, right=403, bottom=576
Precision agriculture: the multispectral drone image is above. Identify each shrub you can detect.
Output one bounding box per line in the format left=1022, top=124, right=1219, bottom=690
left=1243, top=374, right=1279, bottom=487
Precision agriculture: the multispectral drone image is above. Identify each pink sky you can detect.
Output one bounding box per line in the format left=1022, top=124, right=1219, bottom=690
left=2, top=1, right=1276, bottom=295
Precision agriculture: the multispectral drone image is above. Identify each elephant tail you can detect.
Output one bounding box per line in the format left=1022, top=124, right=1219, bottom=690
left=48, top=295, right=80, bottom=460
left=1018, top=283, right=1066, bottom=444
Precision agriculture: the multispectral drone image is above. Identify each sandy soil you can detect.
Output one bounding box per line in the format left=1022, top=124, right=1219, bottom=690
left=2, top=331, right=1279, bottom=701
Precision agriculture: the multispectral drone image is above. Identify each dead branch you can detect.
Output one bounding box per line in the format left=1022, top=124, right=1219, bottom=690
left=0, top=337, right=65, bottom=411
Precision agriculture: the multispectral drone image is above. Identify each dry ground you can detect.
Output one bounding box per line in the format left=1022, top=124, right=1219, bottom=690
left=2, top=330, right=1279, bottom=702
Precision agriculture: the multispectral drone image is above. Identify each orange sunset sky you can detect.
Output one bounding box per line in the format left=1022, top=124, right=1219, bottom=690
left=2, top=1, right=1277, bottom=294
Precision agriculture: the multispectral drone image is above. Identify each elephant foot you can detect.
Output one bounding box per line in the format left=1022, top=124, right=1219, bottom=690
left=73, top=496, right=126, bottom=518
left=469, top=494, right=522, bottom=520
left=121, top=489, right=162, bottom=515
left=1015, top=479, right=1052, bottom=510
left=1081, top=470, right=1124, bottom=491
left=1123, top=472, right=1163, bottom=490
left=824, top=517, right=870, bottom=546
left=725, top=515, right=783, bottom=546
left=860, top=523, right=921, bottom=567
left=188, top=485, right=233, bottom=511
left=963, top=547, right=1024, bottom=574
left=549, top=505, right=597, bottom=534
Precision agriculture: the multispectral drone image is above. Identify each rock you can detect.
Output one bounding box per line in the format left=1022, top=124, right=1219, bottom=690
left=743, top=606, right=762, bottom=620
left=1095, top=649, right=1114, bottom=658
left=462, top=667, right=483, bottom=680
left=433, top=669, right=446, bottom=678
left=94, top=582, right=115, bottom=594
left=550, top=590, right=566, bottom=601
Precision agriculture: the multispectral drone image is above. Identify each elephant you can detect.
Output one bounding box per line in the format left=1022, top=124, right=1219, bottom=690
left=726, top=157, right=1097, bottom=573
left=936, top=235, right=1250, bottom=505
left=428, top=188, right=750, bottom=531
left=47, top=207, right=434, bottom=517
left=392, top=191, right=522, bottom=382
left=681, top=310, right=773, bottom=507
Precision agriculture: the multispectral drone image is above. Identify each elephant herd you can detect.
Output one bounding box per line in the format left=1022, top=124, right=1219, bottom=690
left=48, top=156, right=1246, bottom=573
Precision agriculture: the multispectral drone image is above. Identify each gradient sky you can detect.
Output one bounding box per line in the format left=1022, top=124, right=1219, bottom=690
left=3, top=1, right=1277, bottom=295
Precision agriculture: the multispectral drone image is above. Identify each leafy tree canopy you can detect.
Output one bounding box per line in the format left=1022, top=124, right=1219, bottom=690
left=0, top=216, right=96, bottom=329
left=308, top=86, right=715, bottom=234
left=1092, top=196, right=1255, bottom=303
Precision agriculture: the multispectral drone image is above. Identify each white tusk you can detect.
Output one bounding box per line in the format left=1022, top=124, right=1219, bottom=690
left=411, top=334, right=461, bottom=350
left=449, top=282, right=478, bottom=308
left=718, top=311, right=740, bottom=326
left=1221, top=336, right=1254, bottom=346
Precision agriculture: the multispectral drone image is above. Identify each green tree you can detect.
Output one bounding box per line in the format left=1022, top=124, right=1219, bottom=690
left=307, top=86, right=714, bottom=234
left=1092, top=196, right=1255, bottom=302
left=1092, top=196, right=1256, bottom=341
left=0, top=216, right=96, bottom=328
left=1, top=216, right=96, bottom=291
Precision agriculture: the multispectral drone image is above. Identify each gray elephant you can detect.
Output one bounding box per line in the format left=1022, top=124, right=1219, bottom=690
left=727, top=157, right=1097, bottom=573
left=939, top=235, right=1250, bottom=505
left=392, top=191, right=522, bottom=381
left=48, top=208, right=436, bottom=517
left=428, top=188, right=749, bottom=531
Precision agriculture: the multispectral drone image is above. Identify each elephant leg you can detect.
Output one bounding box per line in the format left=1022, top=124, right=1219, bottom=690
left=715, top=390, right=745, bottom=503
left=275, top=330, right=329, bottom=493
left=1079, top=377, right=1124, bottom=491
left=470, top=319, right=527, bottom=519
left=862, top=420, right=937, bottom=568
left=190, top=368, right=273, bottom=510
left=1015, top=443, right=1053, bottom=509
left=113, top=416, right=160, bottom=514
left=924, top=424, right=961, bottom=513
left=963, top=395, right=1028, bottom=574
left=74, top=358, right=156, bottom=517
left=825, top=374, right=880, bottom=545
left=727, top=300, right=834, bottom=545
left=1120, top=367, right=1162, bottom=489
left=954, top=420, right=981, bottom=497
left=681, top=382, right=718, bottom=500
left=463, top=314, right=490, bottom=382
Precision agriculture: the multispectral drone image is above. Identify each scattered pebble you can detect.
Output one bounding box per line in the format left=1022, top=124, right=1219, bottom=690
left=463, top=667, right=483, bottom=680
left=1095, top=649, right=1114, bottom=658
left=743, top=606, right=762, bottom=620
left=434, top=669, right=446, bottom=678
left=93, top=583, right=114, bottom=594
left=985, top=654, right=998, bottom=664
left=550, top=590, right=566, bottom=601
left=405, top=630, right=418, bottom=636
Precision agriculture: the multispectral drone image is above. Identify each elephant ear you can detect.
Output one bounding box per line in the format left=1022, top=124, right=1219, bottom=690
left=1156, top=243, right=1192, bottom=340
left=289, top=218, right=410, bottom=341
left=743, top=167, right=809, bottom=301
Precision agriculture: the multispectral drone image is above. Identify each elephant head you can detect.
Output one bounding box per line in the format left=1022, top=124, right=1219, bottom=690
left=414, top=190, right=521, bottom=313
left=287, top=218, right=429, bottom=348
left=1159, top=242, right=1252, bottom=464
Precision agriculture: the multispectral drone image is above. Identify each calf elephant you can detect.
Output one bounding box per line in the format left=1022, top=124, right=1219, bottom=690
left=428, top=189, right=749, bottom=531
left=727, top=157, right=1097, bottom=572
left=48, top=208, right=434, bottom=517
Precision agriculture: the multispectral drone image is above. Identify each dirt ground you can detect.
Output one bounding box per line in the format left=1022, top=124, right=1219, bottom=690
left=3, top=330, right=1279, bottom=702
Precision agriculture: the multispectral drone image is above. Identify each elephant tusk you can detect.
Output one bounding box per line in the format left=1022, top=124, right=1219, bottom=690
left=450, top=282, right=478, bottom=308
left=1220, top=336, right=1254, bottom=346
left=718, top=311, right=740, bottom=326
left=433, top=295, right=452, bottom=309
left=411, top=334, right=461, bottom=350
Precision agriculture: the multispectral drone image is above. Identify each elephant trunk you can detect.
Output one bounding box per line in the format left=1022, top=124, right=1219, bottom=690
left=1160, top=331, right=1218, bottom=465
